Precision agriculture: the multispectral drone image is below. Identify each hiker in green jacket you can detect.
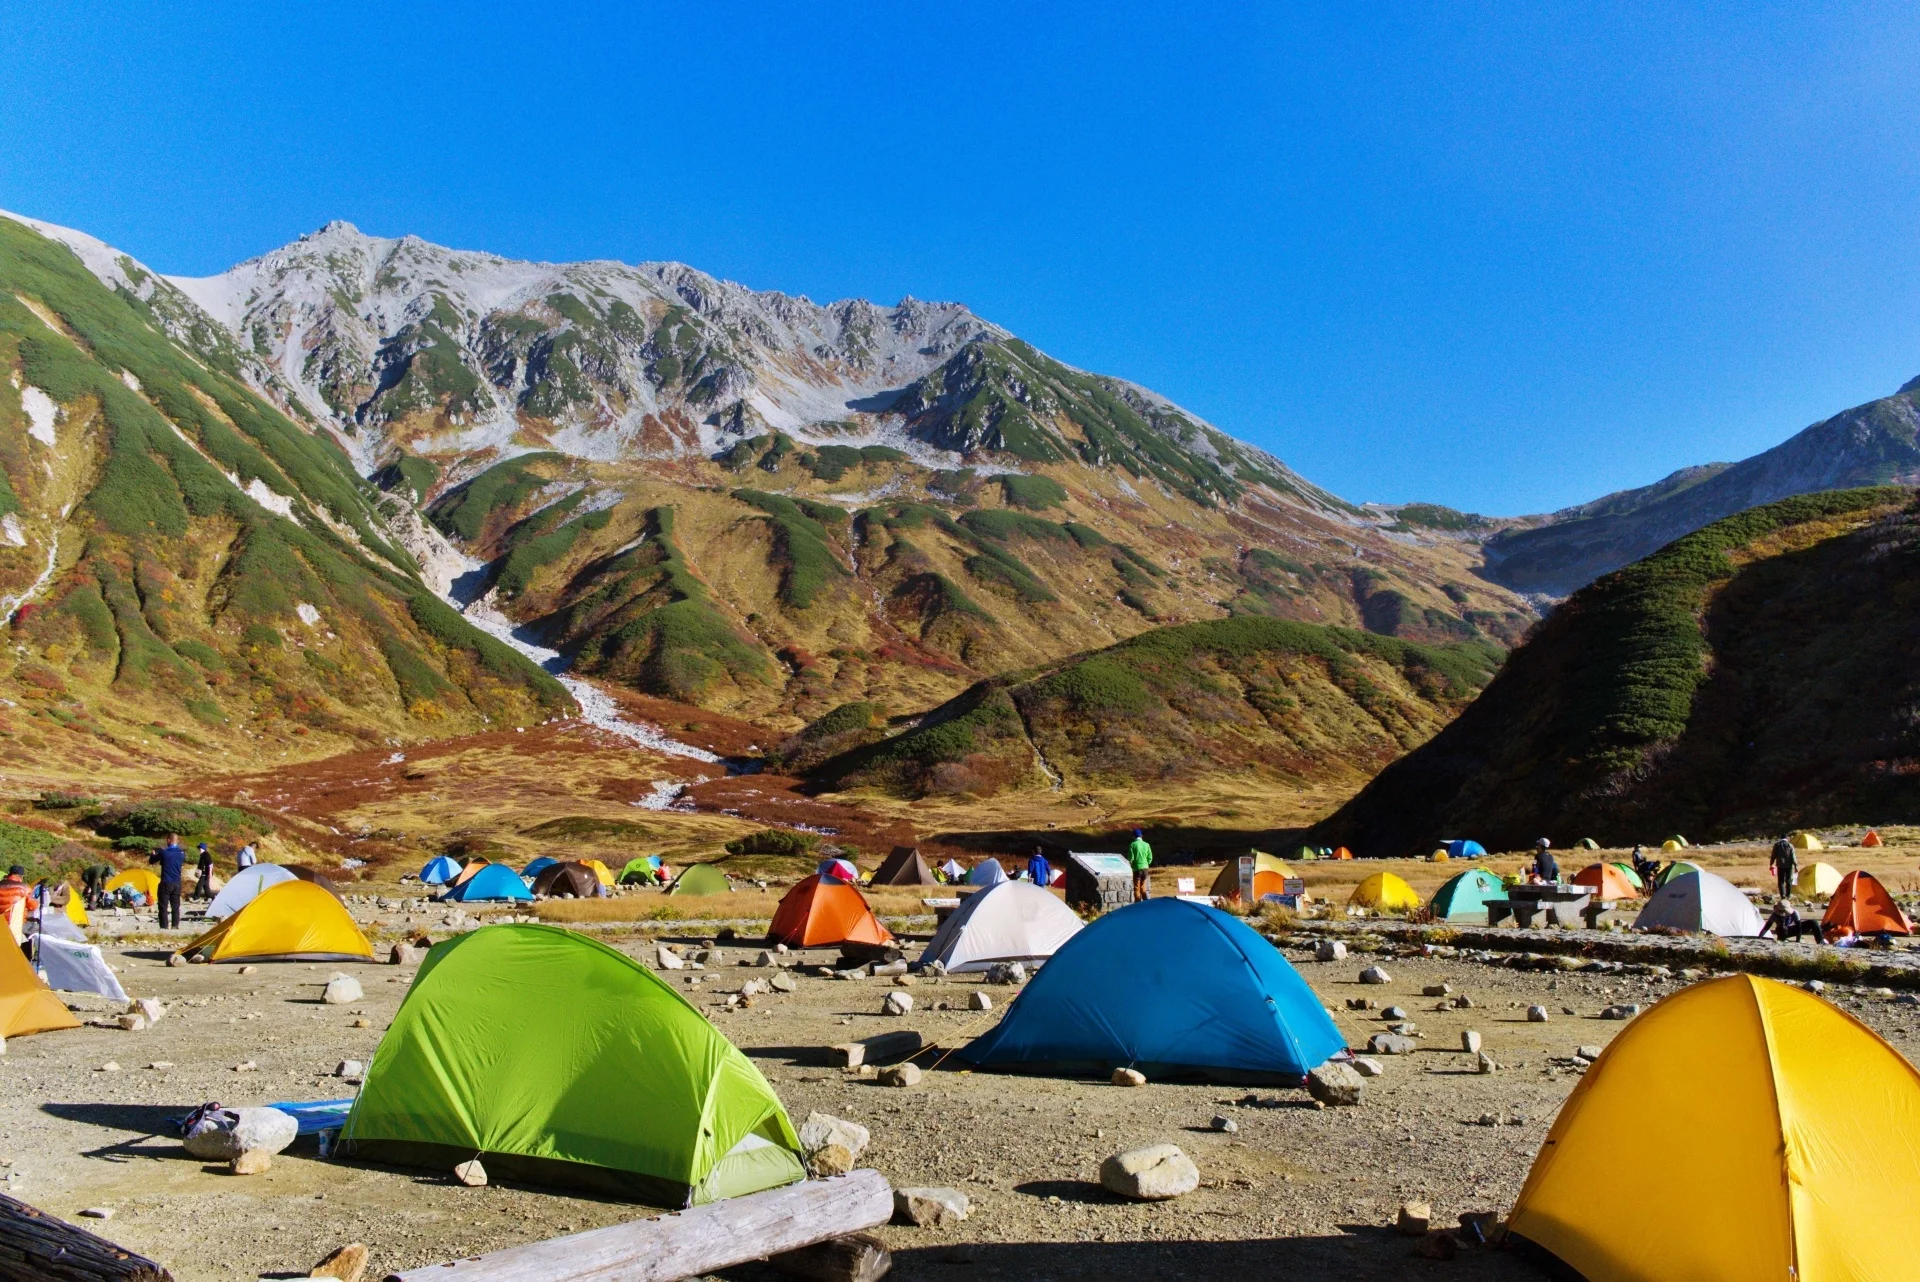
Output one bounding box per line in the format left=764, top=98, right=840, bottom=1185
left=1126, top=829, right=1153, bottom=902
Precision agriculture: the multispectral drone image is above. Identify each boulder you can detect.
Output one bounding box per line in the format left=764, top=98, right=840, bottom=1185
left=893, top=1187, right=969, bottom=1227
left=799, top=1113, right=870, bottom=1163
left=322, top=974, right=364, bottom=1005
left=878, top=1063, right=922, bottom=1088
left=1461, top=1030, right=1483, bottom=1054
left=807, top=1143, right=855, bottom=1177
left=1307, top=1061, right=1365, bottom=1106
left=389, top=943, right=427, bottom=966
left=184, top=1106, right=298, bottom=1162
left=1315, top=939, right=1347, bottom=962
left=1099, top=1144, right=1200, bottom=1201
left=967, top=991, right=993, bottom=1012
left=1366, top=1033, right=1418, bottom=1056
left=984, top=961, right=1027, bottom=985
left=1111, top=1067, right=1146, bottom=1087
left=1358, top=966, right=1391, bottom=985
left=882, top=991, right=914, bottom=1016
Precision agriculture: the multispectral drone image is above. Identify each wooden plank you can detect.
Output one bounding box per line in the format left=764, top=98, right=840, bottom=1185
left=0, top=1193, right=173, bottom=1282
left=767, top=1232, right=891, bottom=1282
left=384, top=1170, right=892, bottom=1282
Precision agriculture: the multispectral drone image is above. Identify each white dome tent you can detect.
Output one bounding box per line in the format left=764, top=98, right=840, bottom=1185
left=1634, top=868, right=1764, bottom=937
left=966, top=858, right=1009, bottom=888
left=917, top=881, right=1084, bottom=973
left=205, top=863, right=298, bottom=920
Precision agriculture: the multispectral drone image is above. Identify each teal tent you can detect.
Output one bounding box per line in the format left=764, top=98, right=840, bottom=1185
left=1430, top=867, right=1505, bottom=922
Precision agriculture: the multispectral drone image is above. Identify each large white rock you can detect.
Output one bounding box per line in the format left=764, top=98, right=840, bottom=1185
left=798, top=1112, right=870, bottom=1161
left=1099, top=1144, right=1200, bottom=1201
left=322, top=974, right=363, bottom=1005
left=183, top=1107, right=297, bottom=1161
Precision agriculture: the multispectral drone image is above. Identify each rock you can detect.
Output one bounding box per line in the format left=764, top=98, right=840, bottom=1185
left=1574, top=1045, right=1603, bottom=1063
left=322, top=974, right=363, bottom=1005
left=739, top=979, right=767, bottom=997
left=882, top=991, right=914, bottom=1016
left=984, top=961, right=1027, bottom=985
left=146, top=1061, right=173, bottom=1070
left=799, top=1112, right=870, bottom=1162
left=967, top=991, right=993, bottom=1012
left=754, top=951, right=777, bottom=967
left=1526, top=1005, right=1550, bottom=1023
left=871, top=960, right=909, bottom=977
left=1461, top=1030, right=1483, bottom=1053
left=1381, top=1005, right=1409, bottom=1019
left=1476, top=1052, right=1497, bottom=1074
left=1422, top=983, right=1452, bottom=997
left=1315, top=939, right=1347, bottom=961
left=310, top=1240, right=370, bottom=1281
left=389, top=943, right=427, bottom=966
left=1345, top=997, right=1378, bottom=1011
left=350, top=1018, right=371, bottom=1029
left=1359, top=966, right=1391, bottom=985
left=78, top=1207, right=114, bottom=1219
left=233, top=1060, right=257, bottom=1073
left=893, top=975, right=916, bottom=987
left=1397, top=1201, right=1432, bottom=1236
left=1600, top=1004, right=1642, bottom=1020
left=1099, top=1144, right=1200, bottom=1201
left=1453, top=994, right=1475, bottom=1009
left=774, top=942, right=790, bottom=954
left=878, top=1063, right=922, bottom=1088
left=239, top=965, right=257, bottom=975
left=1307, top=1061, right=1365, bottom=1106
left=336, top=1059, right=366, bottom=1078
left=830, top=1030, right=923, bottom=1068
left=770, top=973, right=797, bottom=994
left=132, top=998, right=165, bottom=1023
left=1351, top=1057, right=1384, bottom=1078
left=1366, top=1033, right=1418, bottom=1056
left=893, top=1187, right=969, bottom=1227
left=230, top=1150, right=273, bottom=1175
left=1806, top=980, right=1827, bottom=993
left=116, top=1014, right=148, bottom=1032
left=1477, top=1112, right=1499, bottom=1127
left=167, top=953, right=186, bottom=967
left=454, top=1159, right=488, bottom=1187
left=1210, top=1116, right=1238, bottom=1133
left=808, top=1143, right=856, bottom=1177
left=97, top=1062, right=121, bottom=1073
left=1111, top=1067, right=1147, bottom=1087
left=185, top=1106, right=298, bottom=1161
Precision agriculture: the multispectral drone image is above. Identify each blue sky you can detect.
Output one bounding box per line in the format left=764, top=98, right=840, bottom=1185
left=4, top=3, right=1919, bottom=515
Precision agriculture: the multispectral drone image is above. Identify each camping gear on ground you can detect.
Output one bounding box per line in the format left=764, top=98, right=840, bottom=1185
left=1796, top=862, right=1842, bottom=897
left=1508, top=974, right=1920, bottom=1281
left=1822, top=871, right=1912, bottom=938
left=1349, top=871, right=1421, bottom=911
left=1655, top=859, right=1703, bottom=885
left=916, top=880, right=1083, bottom=973
left=1608, top=861, right=1644, bottom=890
left=36, top=934, right=127, bottom=1002
left=815, top=858, right=859, bottom=884
left=961, top=898, right=1343, bottom=1081
left=522, top=856, right=559, bottom=880
left=183, top=879, right=376, bottom=962
left=1429, top=868, right=1505, bottom=922
left=205, top=863, right=298, bottom=920
left=0, top=934, right=81, bottom=1037
left=871, top=846, right=937, bottom=885
left=419, top=855, right=462, bottom=886
left=1862, top=829, right=1883, bottom=847
left=532, top=861, right=603, bottom=899
left=581, top=859, right=616, bottom=887
left=1207, top=852, right=1295, bottom=904
left=768, top=876, right=893, bottom=949
left=967, top=859, right=1008, bottom=888
left=1571, top=863, right=1639, bottom=900
left=338, top=924, right=805, bottom=1204
left=1063, top=851, right=1134, bottom=914
left=1790, top=831, right=1823, bottom=852
left=1443, top=839, right=1486, bottom=858
left=105, top=867, right=160, bottom=902
left=444, top=863, right=535, bottom=903
left=1633, top=869, right=1763, bottom=937
left=669, top=863, right=731, bottom=896
left=619, top=857, right=658, bottom=885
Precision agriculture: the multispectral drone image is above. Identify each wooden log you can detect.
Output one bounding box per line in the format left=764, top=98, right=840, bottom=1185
left=384, top=1170, right=892, bottom=1282
left=828, top=1031, right=922, bottom=1069
left=767, top=1232, right=891, bottom=1282
left=0, top=1193, right=173, bottom=1282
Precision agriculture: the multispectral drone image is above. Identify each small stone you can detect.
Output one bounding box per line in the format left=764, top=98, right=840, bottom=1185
left=883, top=991, right=914, bottom=1016
left=770, top=973, right=797, bottom=994
left=350, top=1018, right=371, bottom=1029
left=1574, top=1045, right=1603, bottom=1063
left=1476, top=1052, right=1497, bottom=1074
left=116, top=1014, right=149, bottom=1032
left=1346, top=997, right=1378, bottom=1011
left=893, top=1186, right=969, bottom=1227
left=1307, top=1061, right=1365, bottom=1106
left=167, top=954, right=186, bottom=967
left=871, top=960, right=909, bottom=977
left=893, top=975, right=916, bottom=987
left=754, top=951, right=777, bottom=968
left=1477, top=1112, right=1499, bottom=1127
left=1381, top=1005, right=1409, bottom=1020
left=1210, top=1116, right=1238, bottom=1133
left=739, top=979, right=767, bottom=997
left=984, top=961, right=1027, bottom=985
left=1562, top=1006, right=1577, bottom=1016
left=1453, top=994, right=1475, bottom=1009
left=1397, top=1201, right=1432, bottom=1236
left=1388, top=1022, right=1418, bottom=1036
left=234, top=1061, right=258, bottom=1072
left=1111, top=1067, right=1147, bottom=1087
left=79, top=1207, right=114, bottom=1220
left=1600, top=1003, right=1641, bottom=1020
left=808, top=1143, right=855, bottom=1176
left=239, top=965, right=257, bottom=975
left=1422, top=983, right=1452, bottom=997
left=1358, top=966, right=1391, bottom=985
left=97, top=1062, right=121, bottom=1073
left=1526, top=1005, right=1550, bottom=1023
left=230, top=1150, right=273, bottom=1175
left=1351, top=1056, right=1384, bottom=1078
left=454, top=1158, right=488, bottom=1186
left=878, top=1062, right=922, bottom=1088
left=1461, top=1030, right=1483, bottom=1054
left=336, top=1059, right=365, bottom=1078
left=799, top=1112, right=870, bottom=1162
left=1806, top=980, right=1827, bottom=994
left=1099, top=1144, right=1200, bottom=1201
left=1315, top=939, right=1347, bottom=961
left=1366, top=1033, right=1418, bottom=1056
left=146, top=1061, right=173, bottom=1070
left=310, top=1240, right=370, bottom=1282
left=322, top=975, right=363, bottom=1005
left=967, top=991, right=993, bottom=1012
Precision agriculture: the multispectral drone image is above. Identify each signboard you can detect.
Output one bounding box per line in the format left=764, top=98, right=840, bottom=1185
left=1069, top=852, right=1132, bottom=878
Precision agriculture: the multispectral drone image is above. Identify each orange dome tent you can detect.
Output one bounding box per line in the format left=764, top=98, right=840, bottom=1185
left=1332, top=847, right=1354, bottom=861
left=1207, top=853, right=1291, bottom=903
left=1862, top=830, right=1884, bottom=848
left=450, top=859, right=487, bottom=889
left=1823, top=871, right=1912, bottom=938
left=1572, top=863, right=1640, bottom=900
left=768, top=875, right=894, bottom=949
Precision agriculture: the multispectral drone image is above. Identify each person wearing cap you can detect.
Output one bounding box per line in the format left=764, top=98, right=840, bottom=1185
left=1126, top=829, right=1153, bottom=902
left=1531, top=838, right=1559, bottom=884
left=193, top=842, right=214, bottom=901
left=148, top=834, right=186, bottom=929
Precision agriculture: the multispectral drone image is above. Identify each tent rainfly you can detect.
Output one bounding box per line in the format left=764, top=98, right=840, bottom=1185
left=1796, top=863, right=1842, bottom=897
left=36, top=934, right=126, bottom=1003
left=1572, top=863, right=1639, bottom=900
left=768, top=876, right=892, bottom=949
left=1790, top=831, right=1823, bottom=852
left=532, top=862, right=602, bottom=899
left=105, top=868, right=159, bottom=902
left=916, top=881, right=1083, bottom=973
left=420, top=855, right=463, bottom=886
left=1429, top=868, right=1504, bottom=923
left=0, top=934, right=81, bottom=1037
left=1349, top=872, right=1421, bottom=911
left=1633, top=869, right=1762, bottom=937
left=205, top=863, right=298, bottom=920
left=522, top=856, right=559, bottom=880
left=1207, top=853, right=1292, bottom=903
left=182, top=879, right=375, bottom=963
left=669, top=863, right=730, bottom=896
left=967, top=859, right=1009, bottom=888
left=871, top=846, right=936, bottom=886
left=444, top=863, right=534, bottom=903
left=1823, top=871, right=1912, bottom=938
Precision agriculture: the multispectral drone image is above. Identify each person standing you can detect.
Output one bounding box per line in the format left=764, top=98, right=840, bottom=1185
left=81, top=861, right=112, bottom=909
left=1770, top=836, right=1798, bottom=900
left=193, top=843, right=214, bottom=901
left=1126, top=829, right=1153, bottom=902
left=1026, top=845, right=1052, bottom=889
left=150, top=834, right=186, bottom=929
left=235, top=843, right=257, bottom=870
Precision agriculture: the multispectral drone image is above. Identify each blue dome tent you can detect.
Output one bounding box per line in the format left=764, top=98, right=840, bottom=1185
left=1445, top=839, right=1487, bottom=859
left=445, top=863, right=534, bottom=903
left=419, top=856, right=462, bottom=886
left=960, top=898, right=1344, bottom=1082
left=522, top=856, right=559, bottom=879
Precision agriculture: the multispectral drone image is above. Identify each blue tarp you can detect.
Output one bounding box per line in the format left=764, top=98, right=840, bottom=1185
left=419, top=856, right=462, bottom=886
left=522, top=856, right=559, bottom=879
left=445, top=863, right=534, bottom=902
left=960, top=898, right=1345, bottom=1082
left=1445, top=839, right=1487, bottom=858
left=267, top=1098, right=355, bottom=1135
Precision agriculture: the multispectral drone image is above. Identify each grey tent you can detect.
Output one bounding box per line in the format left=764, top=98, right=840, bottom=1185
left=1633, top=869, right=1763, bottom=937
left=872, top=846, right=936, bottom=886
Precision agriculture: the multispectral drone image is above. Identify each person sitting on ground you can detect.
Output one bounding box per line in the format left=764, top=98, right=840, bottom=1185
left=193, top=842, right=214, bottom=901
left=1769, top=836, right=1797, bottom=900
left=1126, top=829, right=1153, bottom=902
left=1761, top=898, right=1822, bottom=943
left=1027, top=845, right=1052, bottom=889
left=1532, top=838, right=1559, bottom=884
left=149, top=834, right=186, bottom=930
left=81, top=861, right=112, bottom=909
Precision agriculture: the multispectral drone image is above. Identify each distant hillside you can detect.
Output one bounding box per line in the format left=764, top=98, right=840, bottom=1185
left=1314, top=487, right=1920, bottom=853
left=1481, top=381, right=1920, bottom=597
left=810, top=616, right=1502, bottom=799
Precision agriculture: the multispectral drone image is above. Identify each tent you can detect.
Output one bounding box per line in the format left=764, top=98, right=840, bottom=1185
left=420, top=855, right=462, bottom=886
left=1633, top=869, right=1763, bottom=937
left=937, top=859, right=965, bottom=881
left=1444, top=839, right=1486, bottom=859
left=1823, top=871, right=1912, bottom=938
left=105, top=867, right=159, bottom=901
left=581, top=859, right=615, bottom=887
left=1608, top=861, right=1645, bottom=890
left=1331, top=846, right=1354, bottom=861
left=33, top=883, right=87, bottom=929
left=961, top=898, right=1343, bottom=1081
left=522, top=856, right=559, bottom=880
left=1349, top=871, right=1421, bottom=911
left=206, top=863, right=298, bottom=920
left=450, top=859, right=488, bottom=888
left=917, top=881, right=1084, bottom=973
left=533, top=862, right=603, bottom=899
left=1508, top=974, right=1920, bottom=1281
left=36, top=934, right=126, bottom=1003
left=1796, top=862, right=1843, bottom=897
left=669, top=864, right=731, bottom=896
left=1655, top=859, right=1703, bottom=885
left=1207, top=852, right=1292, bottom=903
left=815, top=858, right=858, bottom=884
left=288, top=866, right=347, bottom=900
left=445, top=864, right=534, bottom=903
left=871, top=846, right=936, bottom=886
left=1577, top=838, right=1600, bottom=850
left=1790, top=831, right=1823, bottom=852
left=1665, top=835, right=1690, bottom=849
left=1572, top=863, right=1639, bottom=900
left=181, top=879, right=374, bottom=963
left=0, top=933, right=80, bottom=1037
left=619, top=857, right=658, bottom=885
left=768, top=876, right=893, bottom=949
left=1429, top=868, right=1504, bottom=922
left=1862, top=829, right=1884, bottom=848
left=967, top=859, right=1009, bottom=888
left=339, top=925, right=804, bottom=1205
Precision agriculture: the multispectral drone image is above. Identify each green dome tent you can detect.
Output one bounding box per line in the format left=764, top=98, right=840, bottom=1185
left=1656, top=860, right=1704, bottom=886
left=1577, top=837, right=1600, bottom=850
left=1429, top=868, right=1505, bottom=923
left=1609, top=861, right=1645, bottom=890
left=669, top=863, right=731, bottom=896
left=619, top=857, right=657, bottom=885
left=339, top=925, right=803, bottom=1205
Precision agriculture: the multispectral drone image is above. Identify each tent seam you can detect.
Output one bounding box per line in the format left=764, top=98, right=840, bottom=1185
left=1748, top=976, right=1799, bottom=1280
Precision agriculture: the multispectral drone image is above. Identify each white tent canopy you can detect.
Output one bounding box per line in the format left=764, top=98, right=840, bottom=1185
left=917, top=881, right=1084, bottom=973
left=938, top=860, right=965, bottom=879
left=967, top=859, right=1009, bottom=888
left=1634, top=869, right=1764, bottom=937
left=37, top=934, right=128, bottom=1003
left=206, top=863, right=298, bottom=920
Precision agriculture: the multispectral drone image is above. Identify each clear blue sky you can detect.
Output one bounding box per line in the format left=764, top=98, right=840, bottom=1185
left=4, top=2, right=1919, bottom=515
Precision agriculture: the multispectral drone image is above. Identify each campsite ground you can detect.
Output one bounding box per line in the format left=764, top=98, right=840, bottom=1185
left=13, top=904, right=1920, bottom=1281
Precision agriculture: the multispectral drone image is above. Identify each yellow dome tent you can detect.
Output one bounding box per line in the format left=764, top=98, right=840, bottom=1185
left=1509, top=974, right=1920, bottom=1281
left=181, top=880, right=374, bottom=963
left=1790, top=831, right=1823, bottom=852
left=1348, top=872, right=1421, bottom=911
left=1660, top=838, right=1685, bottom=853
left=105, top=867, right=159, bottom=901
left=580, top=858, right=616, bottom=888
left=0, top=929, right=80, bottom=1037
left=1796, top=862, right=1842, bottom=897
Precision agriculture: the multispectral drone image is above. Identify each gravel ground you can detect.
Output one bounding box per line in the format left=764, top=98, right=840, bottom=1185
left=9, top=925, right=1920, bottom=1281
